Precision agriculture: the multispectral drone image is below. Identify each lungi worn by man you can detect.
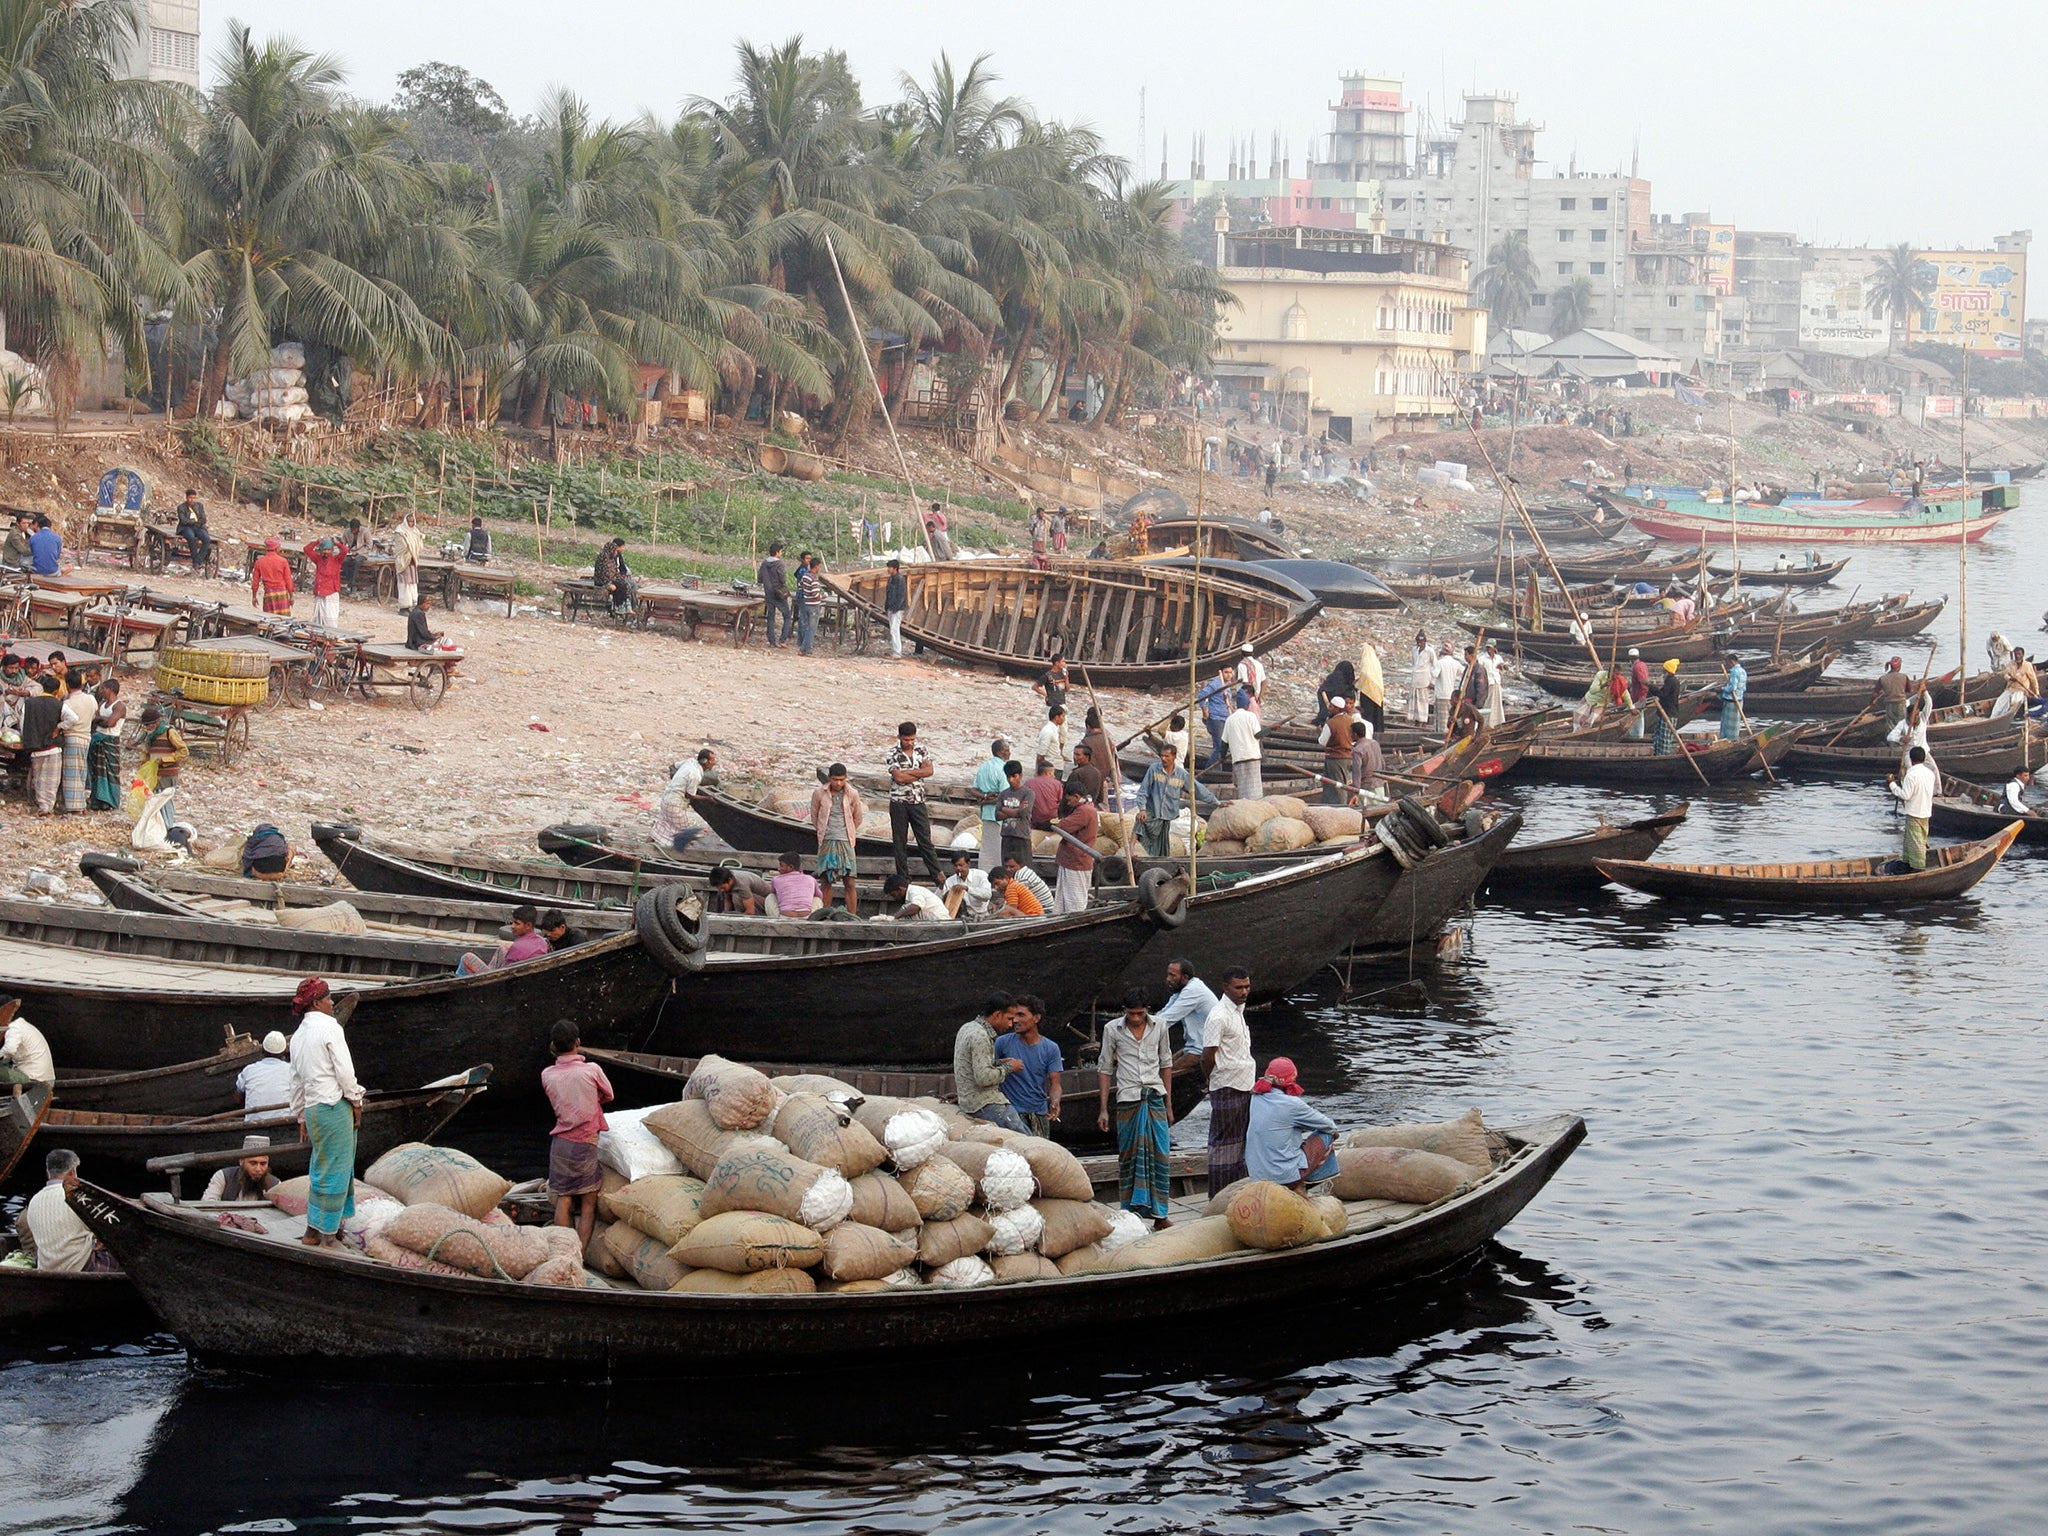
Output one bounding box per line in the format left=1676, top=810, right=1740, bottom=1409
left=286, top=978, right=363, bottom=1246
left=1097, top=994, right=1175, bottom=1222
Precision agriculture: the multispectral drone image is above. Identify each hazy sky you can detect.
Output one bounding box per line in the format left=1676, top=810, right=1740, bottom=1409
left=210, top=1, right=2046, bottom=299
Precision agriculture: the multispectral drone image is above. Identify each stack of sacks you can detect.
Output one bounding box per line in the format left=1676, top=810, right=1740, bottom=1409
left=1328, top=1108, right=1492, bottom=1202
left=226, top=342, right=312, bottom=424
left=351, top=1144, right=597, bottom=1287
left=759, top=786, right=813, bottom=820
left=1301, top=806, right=1364, bottom=844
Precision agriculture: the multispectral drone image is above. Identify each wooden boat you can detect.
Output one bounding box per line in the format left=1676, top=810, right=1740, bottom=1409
left=1706, top=556, right=1850, bottom=586
left=1593, top=822, right=2021, bottom=905
left=0, top=1068, right=492, bottom=1186
left=1862, top=597, right=1948, bottom=640
left=313, top=822, right=684, bottom=909
left=1106, top=841, right=1401, bottom=1001
left=1379, top=548, right=1504, bottom=579
left=581, top=1049, right=1205, bottom=1155
left=67, top=1111, right=1585, bottom=1377
left=1141, top=556, right=1321, bottom=610
left=0, top=1231, right=147, bottom=1327
left=1528, top=648, right=1836, bottom=699
left=1504, top=723, right=1804, bottom=788
left=1822, top=700, right=2025, bottom=749
left=1349, top=808, right=1522, bottom=954
left=1929, top=775, right=2048, bottom=844
left=1781, top=731, right=2040, bottom=780
left=1609, top=484, right=2006, bottom=545
left=1485, top=808, right=1690, bottom=890
left=1220, top=559, right=1404, bottom=611
left=1142, top=514, right=1295, bottom=561
left=54, top=1029, right=268, bottom=1118
left=825, top=560, right=1321, bottom=690
left=1, top=1078, right=49, bottom=1181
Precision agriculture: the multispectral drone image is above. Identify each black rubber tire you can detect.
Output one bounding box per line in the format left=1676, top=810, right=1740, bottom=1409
left=650, top=883, right=708, bottom=961
left=1135, top=867, right=1189, bottom=929
left=1373, top=816, right=1420, bottom=868
left=1398, top=795, right=1452, bottom=849
left=634, top=887, right=706, bottom=974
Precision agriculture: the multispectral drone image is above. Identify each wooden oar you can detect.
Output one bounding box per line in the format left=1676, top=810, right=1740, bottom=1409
left=1651, top=697, right=1715, bottom=790
left=1719, top=663, right=1777, bottom=786
left=1075, top=664, right=1137, bottom=885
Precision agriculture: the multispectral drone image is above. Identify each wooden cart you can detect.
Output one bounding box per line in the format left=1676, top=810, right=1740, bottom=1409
left=350, top=642, right=461, bottom=711
left=445, top=562, right=516, bottom=615
left=148, top=690, right=252, bottom=767
left=638, top=583, right=764, bottom=643
left=142, top=524, right=221, bottom=578
left=82, top=603, right=186, bottom=670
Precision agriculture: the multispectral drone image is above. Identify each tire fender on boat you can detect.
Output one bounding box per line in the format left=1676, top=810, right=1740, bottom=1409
left=1398, top=796, right=1452, bottom=850
left=1135, top=868, right=1189, bottom=929
left=635, top=887, right=707, bottom=974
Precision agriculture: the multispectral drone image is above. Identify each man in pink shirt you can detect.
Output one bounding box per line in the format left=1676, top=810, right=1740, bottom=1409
left=768, top=851, right=822, bottom=916
left=541, top=1019, right=613, bottom=1244
left=457, top=904, right=550, bottom=974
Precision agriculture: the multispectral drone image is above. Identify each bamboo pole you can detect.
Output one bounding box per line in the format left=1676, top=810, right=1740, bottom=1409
left=823, top=234, right=935, bottom=562
left=532, top=495, right=545, bottom=569
left=1727, top=397, right=1741, bottom=596
left=1957, top=351, right=1971, bottom=706
left=1185, top=435, right=1207, bottom=888
left=1466, top=426, right=1603, bottom=673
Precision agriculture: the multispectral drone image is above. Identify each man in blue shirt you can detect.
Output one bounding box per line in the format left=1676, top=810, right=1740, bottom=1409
left=1194, top=666, right=1235, bottom=766
left=1244, top=1057, right=1339, bottom=1191
left=1133, top=743, right=1219, bottom=858
left=27, top=516, right=61, bottom=576
left=994, top=992, right=1063, bottom=1137
left=972, top=736, right=1011, bottom=873
left=1152, top=959, right=1219, bottom=1052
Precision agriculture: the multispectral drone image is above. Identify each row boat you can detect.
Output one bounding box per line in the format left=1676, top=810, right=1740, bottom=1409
left=1484, top=808, right=1690, bottom=890
left=1593, top=823, right=2022, bottom=905
left=1503, top=724, right=1804, bottom=788
left=1705, top=557, right=1850, bottom=586
left=1928, top=775, right=2048, bottom=843
left=1604, top=486, right=2006, bottom=546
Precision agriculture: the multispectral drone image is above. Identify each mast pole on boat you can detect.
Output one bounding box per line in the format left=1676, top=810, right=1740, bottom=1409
left=1185, top=433, right=1206, bottom=887
left=1467, top=426, right=1605, bottom=674
left=1956, top=350, right=1970, bottom=707
left=824, top=235, right=937, bottom=564
left=1727, top=396, right=1740, bottom=596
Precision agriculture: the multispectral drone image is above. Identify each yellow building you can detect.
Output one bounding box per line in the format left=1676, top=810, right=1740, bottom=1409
left=1212, top=228, right=1486, bottom=441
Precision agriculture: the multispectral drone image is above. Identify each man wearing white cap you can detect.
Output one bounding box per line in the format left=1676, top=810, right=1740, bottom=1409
left=237, top=1030, right=295, bottom=1121
left=1626, top=647, right=1651, bottom=739
left=1481, top=640, right=1507, bottom=728
left=202, top=1135, right=279, bottom=1202
left=1236, top=642, right=1265, bottom=717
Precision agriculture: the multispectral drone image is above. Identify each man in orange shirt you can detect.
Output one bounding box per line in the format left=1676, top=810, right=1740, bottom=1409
left=988, top=867, right=1042, bottom=917
left=302, top=537, right=346, bottom=629
left=250, top=537, right=296, bottom=616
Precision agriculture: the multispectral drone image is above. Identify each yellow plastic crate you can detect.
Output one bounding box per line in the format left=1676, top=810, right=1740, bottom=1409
left=153, top=664, right=269, bottom=706
left=161, top=644, right=270, bottom=680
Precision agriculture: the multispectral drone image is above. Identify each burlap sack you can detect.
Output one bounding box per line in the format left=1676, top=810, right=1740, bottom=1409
left=1032, top=1198, right=1113, bottom=1258
left=682, top=1053, right=781, bottom=1130
left=898, top=1155, right=975, bottom=1222
left=700, top=1141, right=853, bottom=1231
left=819, top=1222, right=920, bottom=1282
left=365, top=1233, right=471, bottom=1278
left=950, top=1122, right=1009, bottom=1146
left=1202, top=1176, right=1253, bottom=1217
left=588, top=1220, right=626, bottom=1278
left=1309, top=1194, right=1349, bottom=1239
left=1301, top=806, right=1363, bottom=841
left=1030, top=830, right=1059, bottom=857
left=850, top=1094, right=913, bottom=1143
left=603, top=1175, right=706, bottom=1248
left=596, top=1167, right=629, bottom=1214
left=273, top=900, right=366, bottom=934
left=769, top=1072, right=863, bottom=1099
left=820, top=1276, right=902, bottom=1294
left=600, top=1220, right=685, bottom=1291
left=991, top=1253, right=1061, bottom=1282
left=1011, top=1137, right=1093, bottom=1202
left=668, top=1210, right=825, bottom=1273
left=523, top=1255, right=583, bottom=1287
left=881, top=1109, right=948, bottom=1170
left=381, top=1203, right=547, bottom=1280
left=671, top=1266, right=818, bottom=1295
left=917, top=1213, right=996, bottom=1267
left=643, top=1100, right=739, bottom=1179
left=986, top=1203, right=1045, bottom=1256
left=1265, top=795, right=1309, bottom=820
left=980, top=1149, right=1037, bottom=1213
left=927, top=1256, right=995, bottom=1288
left=1247, top=816, right=1314, bottom=853
left=364, top=1145, right=512, bottom=1220
left=1205, top=799, right=1277, bottom=842
left=267, top=1175, right=383, bottom=1216
left=847, top=1171, right=921, bottom=1232
left=761, top=787, right=812, bottom=818
left=910, top=1097, right=983, bottom=1138
left=1224, top=1181, right=1326, bottom=1251
left=1098, top=811, right=1136, bottom=846
left=1328, top=1146, right=1471, bottom=1204
left=1055, top=1241, right=1111, bottom=1275
left=773, top=1093, right=889, bottom=1177
left=1334, top=1108, right=1492, bottom=1177
left=540, top=1225, right=584, bottom=1265
left=1103, top=1214, right=1245, bottom=1271
left=939, top=1138, right=1001, bottom=1180
left=1203, top=838, right=1248, bottom=858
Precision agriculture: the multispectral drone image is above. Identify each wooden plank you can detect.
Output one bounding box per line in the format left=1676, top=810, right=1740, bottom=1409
left=1108, top=586, right=1135, bottom=665
left=971, top=574, right=1003, bottom=649
left=1133, top=593, right=1157, bottom=665
left=1071, top=586, right=1097, bottom=659
left=1001, top=573, right=1030, bottom=653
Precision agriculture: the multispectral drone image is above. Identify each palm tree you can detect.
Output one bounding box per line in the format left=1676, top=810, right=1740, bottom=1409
left=0, top=0, right=185, bottom=424
left=1549, top=275, right=1595, bottom=338
left=173, top=25, right=446, bottom=414
left=1479, top=231, right=1539, bottom=330
left=1866, top=243, right=1930, bottom=353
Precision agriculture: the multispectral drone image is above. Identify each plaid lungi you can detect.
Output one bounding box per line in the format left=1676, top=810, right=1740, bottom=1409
left=1116, top=1089, right=1171, bottom=1219
left=548, top=1134, right=602, bottom=1196
left=303, top=1100, right=358, bottom=1235
left=88, top=731, right=122, bottom=810
left=258, top=585, right=294, bottom=615
left=1206, top=1087, right=1251, bottom=1197
left=27, top=747, right=60, bottom=812
left=58, top=736, right=88, bottom=812
left=815, top=838, right=855, bottom=884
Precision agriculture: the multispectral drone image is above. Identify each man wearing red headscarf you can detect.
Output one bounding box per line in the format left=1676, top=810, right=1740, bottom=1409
left=285, top=977, right=362, bottom=1246
left=250, top=537, right=296, bottom=616
left=1243, top=1057, right=1338, bottom=1193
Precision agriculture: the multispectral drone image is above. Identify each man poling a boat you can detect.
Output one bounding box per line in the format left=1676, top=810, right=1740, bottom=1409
left=286, top=978, right=363, bottom=1249
left=1133, top=743, right=1218, bottom=858
left=1887, top=746, right=1940, bottom=872
left=1719, top=658, right=1748, bottom=740
left=1652, top=660, right=1685, bottom=755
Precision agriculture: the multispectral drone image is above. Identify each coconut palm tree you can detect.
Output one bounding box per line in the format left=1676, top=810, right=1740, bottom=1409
left=173, top=25, right=446, bottom=413
left=1479, top=231, right=1539, bottom=330
left=1549, top=275, right=1596, bottom=338
left=1865, top=243, right=1930, bottom=353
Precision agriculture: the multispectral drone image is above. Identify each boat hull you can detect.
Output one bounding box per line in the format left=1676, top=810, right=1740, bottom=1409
left=1623, top=499, right=2004, bottom=546
left=1593, top=824, right=2020, bottom=905
left=1349, top=811, right=1521, bottom=953
left=1485, top=810, right=1689, bottom=890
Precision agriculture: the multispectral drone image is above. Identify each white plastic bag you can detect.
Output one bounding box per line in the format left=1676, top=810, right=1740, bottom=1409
left=986, top=1203, right=1045, bottom=1256
left=978, top=1148, right=1035, bottom=1213
left=596, top=1105, right=686, bottom=1182
left=883, top=1108, right=947, bottom=1170
left=927, top=1255, right=994, bottom=1288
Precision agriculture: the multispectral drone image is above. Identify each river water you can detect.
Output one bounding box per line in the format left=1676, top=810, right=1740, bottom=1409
left=4, top=514, right=2043, bottom=1535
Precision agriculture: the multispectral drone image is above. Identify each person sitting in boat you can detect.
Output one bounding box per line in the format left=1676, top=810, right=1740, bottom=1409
left=237, top=1031, right=294, bottom=1121
left=945, top=865, right=996, bottom=919
left=240, top=823, right=292, bottom=881
left=2004, top=769, right=2034, bottom=817
left=203, top=1135, right=279, bottom=1202
left=1243, top=1058, right=1339, bottom=1194
left=878, top=871, right=950, bottom=921
left=17, top=1150, right=116, bottom=1272
left=0, top=994, right=52, bottom=1090
left=540, top=910, right=588, bottom=951
left=1774, top=553, right=1792, bottom=573
left=705, top=865, right=772, bottom=915
left=456, top=904, right=549, bottom=975
left=767, top=851, right=822, bottom=917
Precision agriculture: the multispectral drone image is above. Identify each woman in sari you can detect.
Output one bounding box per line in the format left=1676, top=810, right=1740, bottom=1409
left=285, top=978, right=362, bottom=1247
left=87, top=680, right=125, bottom=810
left=1095, top=988, right=1176, bottom=1227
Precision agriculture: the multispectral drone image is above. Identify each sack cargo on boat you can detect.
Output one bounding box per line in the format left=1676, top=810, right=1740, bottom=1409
left=979, top=1149, right=1036, bottom=1213
left=1301, top=806, right=1364, bottom=842
left=769, top=1072, right=864, bottom=1102
left=668, top=1210, right=825, bottom=1274
left=819, top=1276, right=905, bottom=1294
left=898, top=1154, right=976, bottom=1221
left=1265, top=795, right=1309, bottom=821
left=600, top=1221, right=686, bottom=1292
left=1056, top=1208, right=1146, bottom=1273
left=383, top=1203, right=548, bottom=1280
left=268, top=1175, right=385, bottom=1217
left=1248, top=816, right=1315, bottom=854
left=986, top=1203, right=1045, bottom=1256
left=1328, top=1146, right=1472, bottom=1204
left=272, top=901, right=366, bottom=934
left=523, top=1255, right=584, bottom=1287
left=672, top=1266, right=817, bottom=1295
left=917, top=1212, right=996, bottom=1267
left=1334, top=1108, right=1493, bottom=1176
left=597, top=1168, right=628, bottom=1206
left=847, top=1170, right=921, bottom=1231
left=1031, top=1199, right=1113, bottom=1258
left=1011, top=1137, right=1093, bottom=1202
left=760, top=787, right=811, bottom=819
left=1104, top=1213, right=1246, bottom=1271
left=1225, top=1181, right=1326, bottom=1251
left=849, top=1093, right=911, bottom=1141
left=603, top=1175, right=706, bottom=1248
left=597, top=1105, right=687, bottom=1182
left=881, top=1108, right=948, bottom=1169
left=991, top=1253, right=1062, bottom=1282
left=642, top=1099, right=740, bottom=1178
left=1206, top=799, right=1278, bottom=841
left=1310, top=1194, right=1349, bottom=1240
left=683, top=1054, right=782, bottom=1130
left=1204, top=837, right=1249, bottom=857
left=927, top=1255, right=995, bottom=1288
left=699, top=1141, right=853, bottom=1231
left=819, top=1222, right=920, bottom=1282
left=365, top=1233, right=472, bottom=1279
left=587, top=1220, right=625, bottom=1278
left=364, top=1144, right=512, bottom=1220
left=910, top=1097, right=983, bottom=1138
left=772, top=1093, right=889, bottom=1177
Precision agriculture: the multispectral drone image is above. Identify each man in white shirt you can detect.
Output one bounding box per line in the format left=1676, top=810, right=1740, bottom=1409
left=1409, top=634, right=1433, bottom=725
left=1037, top=706, right=1069, bottom=772
left=649, top=748, right=714, bottom=854
left=1200, top=967, right=1257, bottom=1197
left=1152, top=960, right=1219, bottom=1053
left=0, top=994, right=53, bottom=1085
left=2003, top=768, right=2033, bottom=817
left=881, top=873, right=951, bottom=920
left=1430, top=645, right=1464, bottom=733
left=1480, top=641, right=1508, bottom=728
left=1236, top=643, right=1266, bottom=716
left=18, top=1149, right=110, bottom=1272
left=1221, top=694, right=1263, bottom=799
left=1887, top=744, right=1940, bottom=871
left=236, top=1030, right=295, bottom=1121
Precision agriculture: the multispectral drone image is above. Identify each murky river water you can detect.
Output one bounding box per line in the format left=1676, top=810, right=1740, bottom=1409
left=4, top=512, right=2043, bottom=1534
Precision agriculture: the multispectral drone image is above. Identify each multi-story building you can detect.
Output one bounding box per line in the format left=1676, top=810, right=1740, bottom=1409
left=119, top=0, right=201, bottom=90
left=1210, top=226, right=1486, bottom=441
left=1732, top=230, right=1803, bottom=354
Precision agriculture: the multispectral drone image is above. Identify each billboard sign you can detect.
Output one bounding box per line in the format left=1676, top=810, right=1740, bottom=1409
left=1908, top=251, right=2026, bottom=357
left=1800, top=271, right=1887, bottom=357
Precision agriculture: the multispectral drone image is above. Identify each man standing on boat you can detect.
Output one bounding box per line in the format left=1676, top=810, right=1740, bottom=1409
left=1719, top=658, right=1748, bottom=740
left=1873, top=658, right=1912, bottom=733
left=1222, top=693, right=1263, bottom=799
left=1051, top=788, right=1098, bottom=914
left=972, top=738, right=1012, bottom=873
left=1431, top=644, right=1464, bottom=734
left=1627, top=648, right=1651, bottom=739
left=1202, top=968, right=1256, bottom=1197
left=884, top=721, right=943, bottom=883
left=1409, top=632, right=1432, bottom=725
left=808, top=763, right=864, bottom=915
left=1887, top=745, right=1940, bottom=872
left=286, top=978, right=362, bottom=1250
left=1133, top=741, right=1218, bottom=856
left=883, top=558, right=908, bottom=657
left=955, top=993, right=1027, bottom=1133
left=1097, top=988, right=1176, bottom=1228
